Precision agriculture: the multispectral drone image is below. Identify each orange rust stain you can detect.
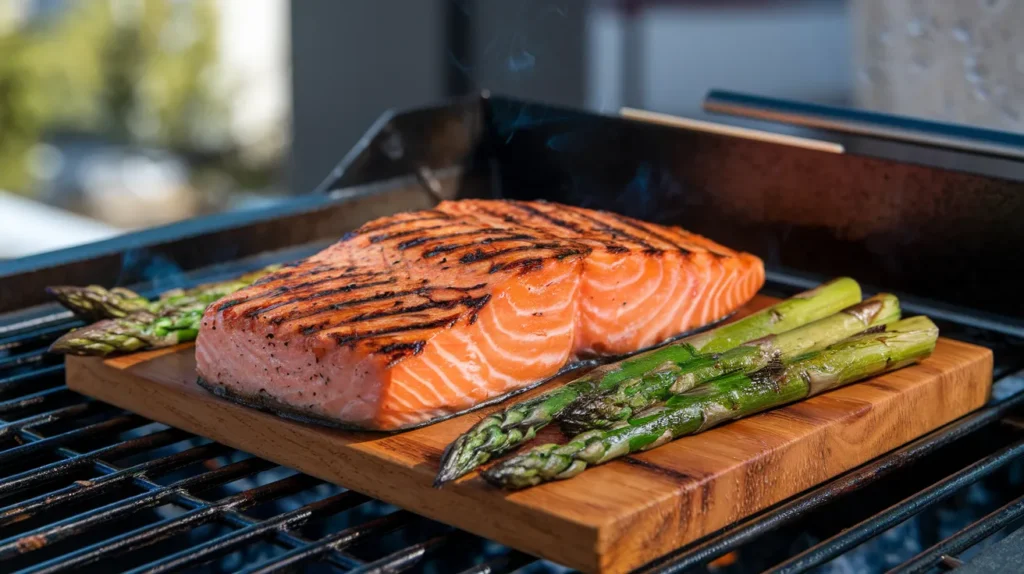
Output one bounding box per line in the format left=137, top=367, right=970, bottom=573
left=16, top=535, right=47, bottom=553
left=4, top=513, right=30, bottom=525
left=708, top=551, right=738, bottom=570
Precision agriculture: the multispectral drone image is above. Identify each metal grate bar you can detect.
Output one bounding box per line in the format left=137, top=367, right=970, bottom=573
left=234, top=511, right=418, bottom=574
left=0, top=403, right=99, bottom=442
left=636, top=388, right=1024, bottom=573
left=456, top=550, right=538, bottom=574
left=0, top=366, right=65, bottom=398
left=764, top=436, right=1024, bottom=573
left=4, top=425, right=371, bottom=572
left=3, top=396, right=379, bottom=572
left=213, top=505, right=373, bottom=571
left=0, top=387, right=70, bottom=415
left=0, top=313, right=76, bottom=341
left=891, top=494, right=1024, bottom=574
left=342, top=532, right=455, bottom=574
left=0, top=414, right=144, bottom=467
left=939, top=554, right=964, bottom=569
left=204, top=503, right=371, bottom=570
left=0, top=351, right=48, bottom=371
left=17, top=473, right=320, bottom=574
left=0, top=457, right=275, bottom=560
left=0, top=428, right=191, bottom=498
left=126, top=490, right=372, bottom=574
left=0, top=442, right=230, bottom=528
left=0, top=323, right=75, bottom=353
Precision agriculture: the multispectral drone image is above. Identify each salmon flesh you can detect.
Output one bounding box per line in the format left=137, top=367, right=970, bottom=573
left=196, top=200, right=765, bottom=430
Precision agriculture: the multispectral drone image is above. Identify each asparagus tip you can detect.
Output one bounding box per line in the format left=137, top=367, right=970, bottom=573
left=479, top=455, right=544, bottom=490
left=45, top=285, right=90, bottom=311
left=47, top=336, right=77, bottom=356
left=434, top=435, right=479, bottom=487
left=48, top=333, right=110, bottom=357
left=44, top=285, right=69, bottom=297
left=432, top=472, right=458, bottom=489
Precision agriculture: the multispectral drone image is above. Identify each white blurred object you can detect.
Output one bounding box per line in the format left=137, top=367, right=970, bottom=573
left=214, top=0, right=291, bottom=166
left=0, top=1, right=27, bottom=35
left=0, top=191, right=121, bottom=259
left=851, top=0, right=1024, bottom=133
left=586, top=2, right=852, bottom=116
left=79, top=149, right=198, bottom=229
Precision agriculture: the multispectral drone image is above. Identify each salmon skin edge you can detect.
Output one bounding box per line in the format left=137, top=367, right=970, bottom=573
left=195, top=365, right=592, bottom=433
left=193, top=310, right=736, bottom=432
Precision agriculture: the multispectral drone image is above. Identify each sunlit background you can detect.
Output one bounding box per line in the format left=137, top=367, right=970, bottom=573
left=1, top=0, right=1020, bottom=258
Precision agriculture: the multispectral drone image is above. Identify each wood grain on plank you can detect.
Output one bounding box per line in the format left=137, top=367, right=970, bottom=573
left=67, top=296, right=993, bottom=573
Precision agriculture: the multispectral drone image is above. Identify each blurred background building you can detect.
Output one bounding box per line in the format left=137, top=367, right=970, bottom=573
left=0, top=0, right=1020, bottom=258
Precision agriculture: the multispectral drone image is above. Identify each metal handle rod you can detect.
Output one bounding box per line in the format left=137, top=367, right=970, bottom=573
left=703, top=89, right=1024, bottom=161
left=620, top=107, right=844, bottom=154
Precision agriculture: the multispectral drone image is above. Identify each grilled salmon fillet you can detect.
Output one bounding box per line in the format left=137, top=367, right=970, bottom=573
left=195, top=200, right=764, bottom=430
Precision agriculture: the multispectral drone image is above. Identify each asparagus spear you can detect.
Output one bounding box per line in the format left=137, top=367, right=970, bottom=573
left=48, top=306, right=204, bottom=357
left=482, top=316, right=938, bottom=489
left=153, top=265, right=281, bottom=309
left=46, top=265, right=280, bottom=322
left=558, top=293, right=901, bottom=434
left=47, top=265, right=280, bottom=356
left=45, top=285, right=150, bottom=322
left=434, top=277, right=862, bottom=486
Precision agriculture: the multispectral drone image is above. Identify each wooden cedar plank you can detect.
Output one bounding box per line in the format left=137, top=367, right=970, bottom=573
left=66, top=297, right=993, bottom=573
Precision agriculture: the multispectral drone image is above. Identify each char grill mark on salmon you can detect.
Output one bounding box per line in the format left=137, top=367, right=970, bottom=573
left=603, top=211, right=697, bottom=253
left=508, top=202, right=586, bottom=234
left=331, top=314, right=464, bottom=347
left=354, top=210, right=453, bottom=234
left=196, top=199, right=765, bottom=431
left=468, top=203, right=638, bottom=254
left=225, top=269, right=395, bottom=309
left=241, top=278, right=400, bottom=319
left=289, top=288, right=491, bottom=335
left=552, top=206, right=660, bottom=252
left=420, top=236, right=545, bottom=259
left=396, top=228, right=533, bottom=250
left=367, top=224, right=451, bottom=244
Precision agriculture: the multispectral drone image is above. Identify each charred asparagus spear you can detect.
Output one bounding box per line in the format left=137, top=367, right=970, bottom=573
left=47, top=265, right=279, bottom=356
left=46, top=265, right=279, bottom=322
left=434, top=277, right=862, bottom=486
left=48, top=307, right=204, bottom=356
left=558, top=293, right=901, bottom=434
left=45, top=285, right=150, bottom=322
left=482, top=316, right=938, bottom=489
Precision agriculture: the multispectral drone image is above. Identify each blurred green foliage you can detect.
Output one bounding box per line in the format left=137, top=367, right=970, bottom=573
left=0, top=0, right=228, bottom=194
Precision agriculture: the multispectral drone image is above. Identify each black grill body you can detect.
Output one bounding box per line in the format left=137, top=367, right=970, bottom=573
left=2, top=93, right=1023, bottom=573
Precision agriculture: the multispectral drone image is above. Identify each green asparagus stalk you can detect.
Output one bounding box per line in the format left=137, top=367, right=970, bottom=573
left=434, top=277, right=862, bottom=486
left=47, top=265, right=280, bottom=356
left=45, top=285, right=151, bottom=322
left=558, top=293, right=901, bottom=434
left=482, top=316, right=938, bottom=489
left=48, top=306, right=204, bottom=357
left=153, top=265, right=281, bottom=310
left=46, top=265, right=280, bottom=322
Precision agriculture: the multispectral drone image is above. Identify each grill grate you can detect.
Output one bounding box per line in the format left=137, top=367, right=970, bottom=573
left=2, top=263, right=1024, bottom=573
left=0, top=263, right=545, bottom=574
